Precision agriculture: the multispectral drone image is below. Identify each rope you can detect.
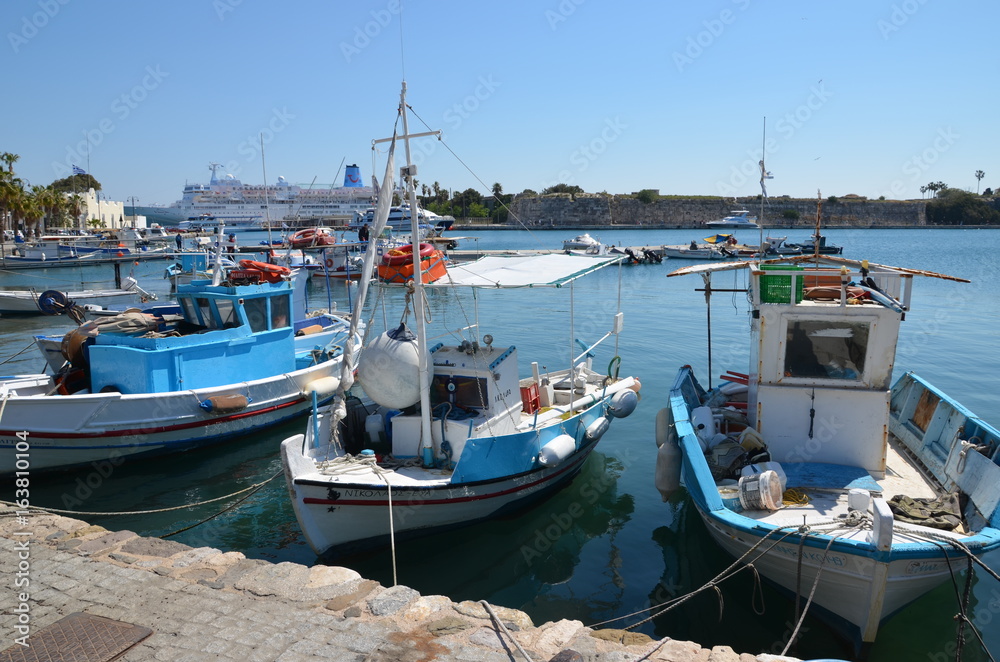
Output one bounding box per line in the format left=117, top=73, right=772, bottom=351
left=159, top=470, right=282, bottom=539
left=782, top=488, right=811, bottom=506
left=0, top=340, right=40, bottom=366
left=781, top=530, right=841, bottom=656
left=928, top=537, right=998, bottom=662
left=591, top=524, right=804, bottom=632
left=0, top=471, right=282, bottom=517
left=480, top=600, right=534, bottom=662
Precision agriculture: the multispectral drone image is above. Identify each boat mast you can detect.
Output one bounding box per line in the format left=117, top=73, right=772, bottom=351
left=261, top=134, right=273, bottom=246
left=758, top=116, right=767, bottom=250
left=814, top=189, right=822, bottom=260
left=399, top=81, right=436, bottom=467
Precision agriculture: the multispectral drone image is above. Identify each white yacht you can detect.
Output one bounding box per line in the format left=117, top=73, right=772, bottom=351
left=705, top=209, right=760, bottom=229
left=348, top=204, right=455, bottom=232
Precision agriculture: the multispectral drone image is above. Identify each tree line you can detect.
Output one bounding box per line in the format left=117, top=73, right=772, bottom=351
left=0, top=152, right=102, bottom=236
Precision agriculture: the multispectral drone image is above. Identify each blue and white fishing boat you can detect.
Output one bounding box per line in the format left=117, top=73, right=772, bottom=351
left=280, top=82, right=639, bottom=558
left=0, top=254, right=359, bottom=474
left=655, top=254, right=1000, bottom=654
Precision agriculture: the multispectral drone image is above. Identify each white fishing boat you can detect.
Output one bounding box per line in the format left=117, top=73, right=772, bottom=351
left=280, top=82, right=639, bottom=558
left=0, top=238, right=360, bottom=474
left=655, top=255, right=1000, bottom=654
left=705, top=209, right=759, bottom=229
left=0, top=276, right=156, bottom=316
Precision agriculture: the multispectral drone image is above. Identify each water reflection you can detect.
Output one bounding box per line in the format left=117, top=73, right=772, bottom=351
left=645, top=494, right=850, bottom=660
left=339, top=451, right=635, bottom=623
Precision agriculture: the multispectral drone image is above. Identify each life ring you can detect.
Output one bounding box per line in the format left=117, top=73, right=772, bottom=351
left=325, top=257, right=335, bottom=269
left=381, top=243, right=435, bottom=267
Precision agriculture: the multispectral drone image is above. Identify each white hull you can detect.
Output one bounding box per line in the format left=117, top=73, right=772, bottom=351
left=283, top=435, right=598, bottom=556
left=662, top=246, right=732, bottom=260
left=0, top=289, right=144, bottom=315
left=696, top=506, right=960, bottom=640
left=0, top=359, right=345, bottom=473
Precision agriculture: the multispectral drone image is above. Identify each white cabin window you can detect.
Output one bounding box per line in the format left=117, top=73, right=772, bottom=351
left=784, top=320, right=869, bottom=381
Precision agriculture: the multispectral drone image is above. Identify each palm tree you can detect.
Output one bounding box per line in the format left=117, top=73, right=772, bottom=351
left=919, top=185, right=928, bottom=198
left=975, top=170, right=985, bottom=194
left=0, top=152, right=19, bottom=174
left=67, top=193, right=84, bottom=230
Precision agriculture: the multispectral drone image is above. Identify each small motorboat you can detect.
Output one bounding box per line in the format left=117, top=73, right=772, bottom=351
left=562, top=233, right=602, bottom=251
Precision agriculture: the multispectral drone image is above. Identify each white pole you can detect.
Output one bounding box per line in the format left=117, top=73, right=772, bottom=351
left=399, top=81, right=435, bottom=468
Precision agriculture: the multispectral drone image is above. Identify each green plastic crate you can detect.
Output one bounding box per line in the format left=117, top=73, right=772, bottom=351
left=759, top=265, right=803, bottom=304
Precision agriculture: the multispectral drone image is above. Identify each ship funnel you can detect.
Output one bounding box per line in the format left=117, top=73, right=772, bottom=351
left=343, top=164, right=364, bottom=188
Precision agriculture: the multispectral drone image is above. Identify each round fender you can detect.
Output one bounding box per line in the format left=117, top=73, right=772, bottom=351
left=608, top=389, right=638, bottom=418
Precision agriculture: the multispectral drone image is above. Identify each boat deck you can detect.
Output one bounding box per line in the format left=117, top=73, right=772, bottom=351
left=734, top=436, right=972, bottom=544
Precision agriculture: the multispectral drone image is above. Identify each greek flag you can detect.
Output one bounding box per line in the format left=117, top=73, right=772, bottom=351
left=72, top=165, right=86, bottom=175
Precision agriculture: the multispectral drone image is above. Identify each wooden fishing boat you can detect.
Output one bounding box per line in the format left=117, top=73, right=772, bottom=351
left=281, top=82, right=639, bottom=558
left=655, top=255, right=1000, bottom=654
left=0, top=260, right=360, bottom=474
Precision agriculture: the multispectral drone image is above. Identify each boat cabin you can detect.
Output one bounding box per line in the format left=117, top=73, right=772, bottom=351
left=747, top=264, right=911, bottom=477
left=83, top=279, right=295, bottom=394
left=388, top=342, right=522, bottom=463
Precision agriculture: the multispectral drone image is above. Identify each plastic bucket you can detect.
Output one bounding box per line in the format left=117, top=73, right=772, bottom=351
left=738, top=470, right=782, bottom=511
left=717, top=479, right=743, bottom=512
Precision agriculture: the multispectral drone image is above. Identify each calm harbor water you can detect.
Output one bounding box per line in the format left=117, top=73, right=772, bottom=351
left=3, top=227, right=999, bottom=661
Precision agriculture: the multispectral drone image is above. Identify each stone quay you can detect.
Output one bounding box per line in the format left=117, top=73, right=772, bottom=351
left=0, top=505, right=806, bottom=661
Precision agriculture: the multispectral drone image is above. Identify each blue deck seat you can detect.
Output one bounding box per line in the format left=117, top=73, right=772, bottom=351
left=782, top=462, right=883, bottom=494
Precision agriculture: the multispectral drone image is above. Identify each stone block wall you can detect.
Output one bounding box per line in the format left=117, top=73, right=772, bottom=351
left=508, top=194, right=927, bottom=228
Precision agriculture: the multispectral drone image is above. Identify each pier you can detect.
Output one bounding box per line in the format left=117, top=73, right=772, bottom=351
left=0, top=505, right=798, bottom=661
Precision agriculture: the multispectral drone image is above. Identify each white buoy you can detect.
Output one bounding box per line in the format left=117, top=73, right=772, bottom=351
left=585, top=416, right=610, bottom=442
left=356, top=324, right=430, bottom=409
left=538, top=434, right=577, bottom=467
left=655, top=407, right=681, bottom=500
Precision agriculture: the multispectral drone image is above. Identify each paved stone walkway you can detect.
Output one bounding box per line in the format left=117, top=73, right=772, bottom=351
left=0, top=505, right=802, bottom=661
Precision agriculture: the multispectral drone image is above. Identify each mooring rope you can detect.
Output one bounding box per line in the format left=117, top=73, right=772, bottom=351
left=590, top=524, right=805, bottom=632
left=0, top=470, right=282, bottom=517
left=480, top=600, right=534, bottom=662
left=0, top=340, right=40, bottom=366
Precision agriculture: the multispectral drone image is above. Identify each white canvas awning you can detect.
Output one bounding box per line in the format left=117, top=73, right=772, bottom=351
left=429, top=254, right=623, bottom=288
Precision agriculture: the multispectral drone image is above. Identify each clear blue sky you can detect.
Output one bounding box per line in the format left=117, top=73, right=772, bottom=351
left=3, top=0, right=997, bottom=206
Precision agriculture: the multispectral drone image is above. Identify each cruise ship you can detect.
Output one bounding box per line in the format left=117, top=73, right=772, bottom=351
left=134, top=163, right=374, bottom=231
